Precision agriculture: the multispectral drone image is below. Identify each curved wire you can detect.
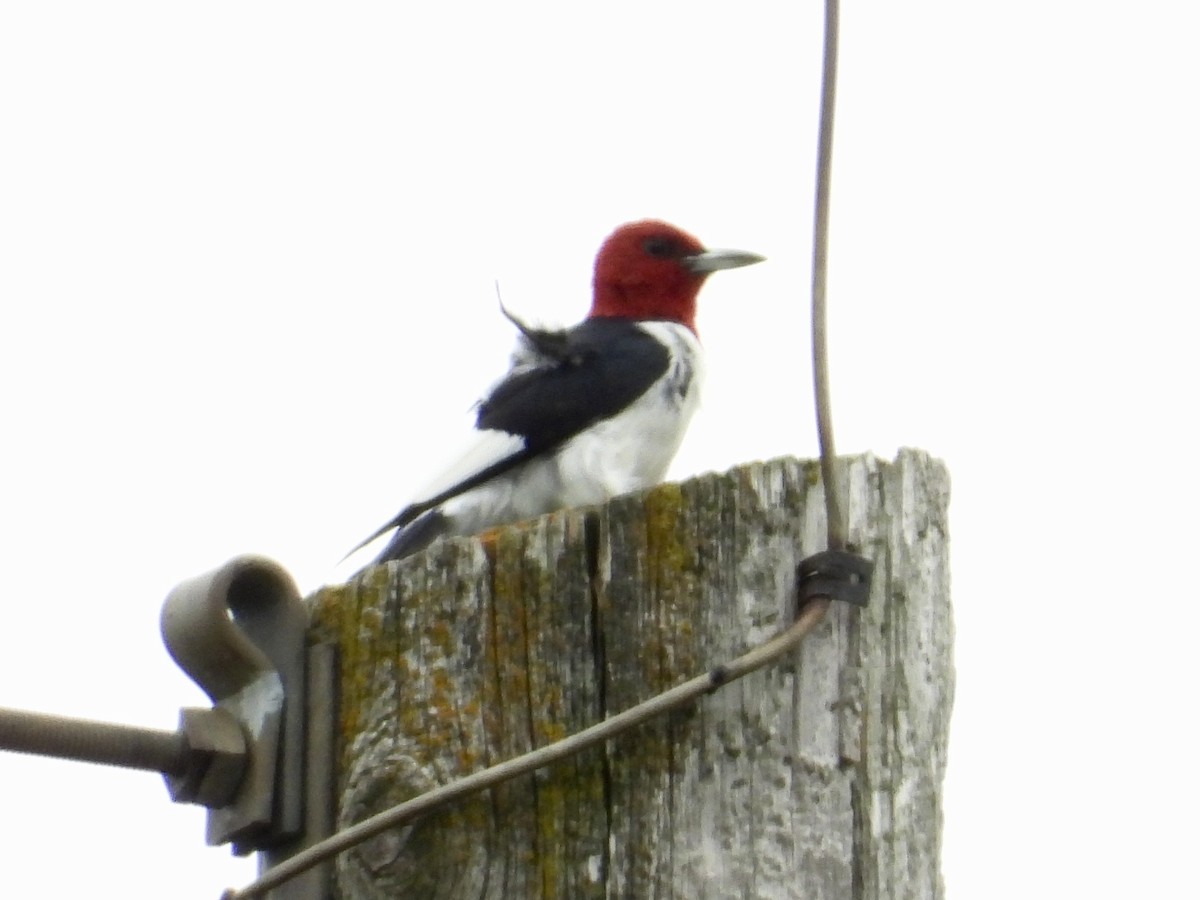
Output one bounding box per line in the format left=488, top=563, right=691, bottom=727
left=221, top=599, right=831, bottom=900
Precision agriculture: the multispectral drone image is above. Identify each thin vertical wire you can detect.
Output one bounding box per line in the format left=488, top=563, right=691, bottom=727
left=811, top=0, right=846, bottom=552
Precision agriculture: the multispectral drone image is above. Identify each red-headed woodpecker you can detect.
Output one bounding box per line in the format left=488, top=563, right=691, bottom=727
left=352, top=219, right=764, bottom=565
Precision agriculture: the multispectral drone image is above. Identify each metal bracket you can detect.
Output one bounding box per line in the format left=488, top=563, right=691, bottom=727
left=258, top=641, right=339, bottom=899
left=0, top=554, right=335, bottom=898
left=160, top=555, right=310, bottom=854
left=798, top=548, right=874, bottom=608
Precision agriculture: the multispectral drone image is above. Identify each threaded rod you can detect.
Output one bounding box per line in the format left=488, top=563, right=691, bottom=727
left=0, top=705, right=189, bottom=776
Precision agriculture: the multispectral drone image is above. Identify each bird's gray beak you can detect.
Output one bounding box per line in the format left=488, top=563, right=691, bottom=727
left=682, top=247, right=766, bottom=274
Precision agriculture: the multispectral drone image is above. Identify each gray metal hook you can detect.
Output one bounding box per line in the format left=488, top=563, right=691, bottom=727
left=161, top=555, right=309, bottom=851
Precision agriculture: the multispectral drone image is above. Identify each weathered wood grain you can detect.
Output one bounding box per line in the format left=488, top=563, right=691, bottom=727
left=309, top=450, right=952, bottom=899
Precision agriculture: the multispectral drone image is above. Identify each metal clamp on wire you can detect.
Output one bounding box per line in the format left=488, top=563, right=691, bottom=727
left=798, top=548, right=874, bottom=608
left=160, top=555, right=308, bottom=854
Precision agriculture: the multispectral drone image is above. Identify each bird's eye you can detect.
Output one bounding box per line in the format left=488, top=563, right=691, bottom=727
left=642, top=237, right=676, bottom=259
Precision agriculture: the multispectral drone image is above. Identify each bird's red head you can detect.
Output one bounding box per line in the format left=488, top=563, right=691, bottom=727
left=589, top=220, right=763, bottom=334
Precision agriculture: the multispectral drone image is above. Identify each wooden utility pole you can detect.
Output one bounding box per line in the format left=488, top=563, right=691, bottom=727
left=309, top=450, right=952, bottom=899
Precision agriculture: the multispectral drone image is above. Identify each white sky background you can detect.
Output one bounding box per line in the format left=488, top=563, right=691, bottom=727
left=1, top=2, right=1196, bottom=897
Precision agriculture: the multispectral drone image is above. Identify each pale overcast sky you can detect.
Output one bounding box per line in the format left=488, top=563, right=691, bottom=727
left=2, top=3, right=1196, bottom=898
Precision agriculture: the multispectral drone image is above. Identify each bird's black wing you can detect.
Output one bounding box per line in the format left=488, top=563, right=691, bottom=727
left=477, top=316, right=672, bottom=454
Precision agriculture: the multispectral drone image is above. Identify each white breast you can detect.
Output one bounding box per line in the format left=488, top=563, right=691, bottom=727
left=554, top=320, right=704, bottom=504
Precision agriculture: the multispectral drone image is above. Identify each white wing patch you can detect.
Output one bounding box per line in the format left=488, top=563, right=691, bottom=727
left=414, top=321, right=564, bottom=510
left=406, top=428, right=527, bottom=509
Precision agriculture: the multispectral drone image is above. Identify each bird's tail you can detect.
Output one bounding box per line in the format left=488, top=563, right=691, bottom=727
left=373, top=510, right=451, bottom=564
left=339, top=508, right=452, bottom=581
